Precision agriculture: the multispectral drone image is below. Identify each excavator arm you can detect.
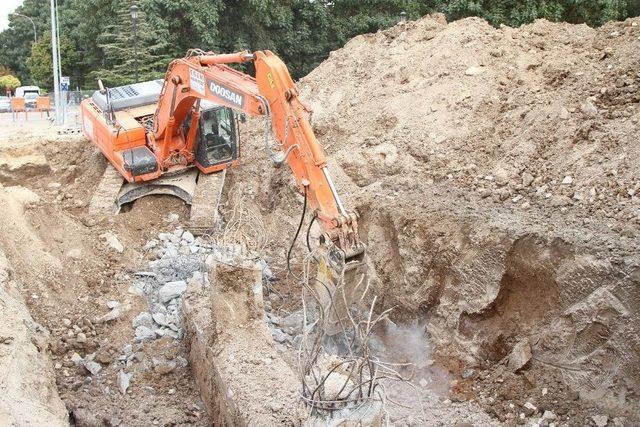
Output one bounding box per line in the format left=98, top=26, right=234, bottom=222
left=151, top=50, right=366, bottom=334
left=152, top=51, right=363, bottom=256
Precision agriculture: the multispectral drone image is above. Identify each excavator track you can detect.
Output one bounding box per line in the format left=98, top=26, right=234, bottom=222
left=189, top=170, right=226, bottom=235
left=89, top=164, right=124, bottom=216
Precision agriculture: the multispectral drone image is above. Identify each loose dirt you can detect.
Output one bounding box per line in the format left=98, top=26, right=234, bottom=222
left=0, top=12, right=639, bottom=427
left=0, top=130, right=207, bottom=426
left=225, top=14, right=640, bottom=425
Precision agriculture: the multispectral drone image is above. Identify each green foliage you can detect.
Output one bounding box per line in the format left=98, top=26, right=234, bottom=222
left=0, top=75, right=21, bottom=91
left=0, top=66, right=15, bottom=77
left=89, top=0, right=170, bottom=86
left=438, top=0, right=638, bottom=27
left=26, top=31, right=79, bottom=88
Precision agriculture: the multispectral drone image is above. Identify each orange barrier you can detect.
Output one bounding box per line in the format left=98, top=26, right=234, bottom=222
left=11, top=97, right=27, bottom=121
left=36, top=96, right=51, bottom=117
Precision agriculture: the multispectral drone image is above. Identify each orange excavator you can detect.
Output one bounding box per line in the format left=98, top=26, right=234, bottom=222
left=80, top=50, right=366, bottom=333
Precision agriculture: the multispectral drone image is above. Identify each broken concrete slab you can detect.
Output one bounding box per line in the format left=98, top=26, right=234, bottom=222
left=183, top=257, right=307, bottom=425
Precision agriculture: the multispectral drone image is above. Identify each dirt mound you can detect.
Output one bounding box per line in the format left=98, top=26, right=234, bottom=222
left=227, top=14, right=640, bottom=424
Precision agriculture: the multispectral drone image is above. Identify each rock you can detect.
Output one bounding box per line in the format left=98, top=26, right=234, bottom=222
left=591, top=415, right=608, bottom=427
left=158, top=280, right=187, bottom=303
left=562, top=176, right=574, bottom=185
left=66, top=248, right=83, bottom=260
left=523, top=401, right=538, bottom=416
left=62, top=318, right=72, bottom=327
left=465, top=66, right=485, bottom=76
left=508, top=340, right=532, bottom=371
left=271, top=328, right=289, bottom=344
left=550, top=195, right=572, bottom=207
left=558, top=107, right=570, bottom=120
left=106, top=300, right=119, bottom=309
left=76, top=332, right=87, bottom=343
left=541, top=387, right=548, bottom=396
left=47, top=182, right=62, bottom=189
left=158, top=233, right=172, bottom=242
left=461, top=368, right=476, bottom=379
left=100, top=231, right=124, bottom=253
left=143, top=240, right=158, bottom=251
left=128, top=282, right=146, bottom=296
left=95, top=304, right=128, bottom=323
left=522, top=172, right=535, bottom=187
left=84, top=360, right=102, bottom=376
left=165, top=213, right=179, bottom=223
left=134, top=326, right=157, bottom=342
left=117, top=370, right=130, bottom=395
left=152, top=312, right=169, bottom=327
left=173, top=228, right=183, bottom=238
left=280, top=310, right=304, bottom=335
left=542, top=410, right=556, bottom=421
left=153, top=357, right=177, bottom=375
left=182, top=231, right=195, bottom=244
left=132, top=312, right=153, bottom=329
left=71, top=352, right=84, bottom=365
left=581, top=100, right=598, bottom=116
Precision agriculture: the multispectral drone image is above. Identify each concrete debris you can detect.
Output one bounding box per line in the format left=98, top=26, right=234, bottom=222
left=158, top=280, right=187, bottom=303
left=95, top=303, right=129, bottom=323
left=280, top=310, right=304, bottom=335
left=523, top=401, right=538, bottom=416
left=508, top=340, right=532, bottom=371
left=562, top=176, right=574, bottom=185
left=71, top=352, right=84, bottom=365
left=182, top=231, right=195, bottom=244
left=465, top=66, right=485, bottom=76
left=84, top=360, right=102, bottom=376
left=580, top=100, right=598, bottom=116
left=152, top=358, right=177, bottom=375
left=132, top=312, right=153, bottom=329
left=592, top=415, right=609, bottom=427
left=271, top=328, right=290, bottom=344
left=164, top=213, right=179, bottom=223
left=100, top=231, right=124, bottom=253
left=117, top=370, right=130, bottom=395
left=522, top=172, right=535, bottom=187
left=66, top=248, right=83, bottom=260
left=134, top=326, right=156, bottom=342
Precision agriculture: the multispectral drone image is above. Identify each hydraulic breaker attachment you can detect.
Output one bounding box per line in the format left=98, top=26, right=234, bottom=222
left=315, top=238, right=367, bottom=336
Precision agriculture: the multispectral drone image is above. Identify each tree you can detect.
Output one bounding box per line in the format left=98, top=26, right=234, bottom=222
left=0, top=75, right=21, bottom=93
left=89, top=0, right=170, bottom=86
left=0, top=66, right=15, bottom=77
left=26, top=31, right=79, bottom=89
left=0, top=0, right=57, bottom=84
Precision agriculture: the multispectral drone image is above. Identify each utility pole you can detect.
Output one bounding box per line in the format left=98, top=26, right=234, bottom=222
left=50, top=0, right=62, bottom=125
left=55, top=0, right=65, bottom=123
left=10, top=13, right=37, bottom=43
left=130, top=4, right=139, bottom=81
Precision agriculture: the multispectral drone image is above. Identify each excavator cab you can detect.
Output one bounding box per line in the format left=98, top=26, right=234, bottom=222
left=194, top=105, right=240, bottom=170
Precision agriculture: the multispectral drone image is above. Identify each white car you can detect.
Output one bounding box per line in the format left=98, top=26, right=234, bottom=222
left=0, top=96, right=10, bottom=112
left=24, top=93, right=38, bottom=110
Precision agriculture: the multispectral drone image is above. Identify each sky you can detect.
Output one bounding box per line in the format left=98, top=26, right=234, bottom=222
left=0, top=0, right=24, bottom=31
